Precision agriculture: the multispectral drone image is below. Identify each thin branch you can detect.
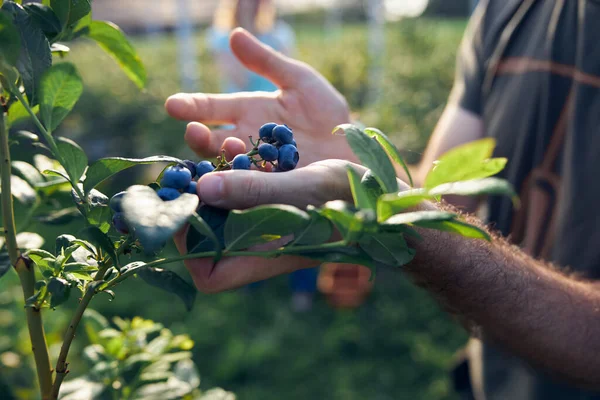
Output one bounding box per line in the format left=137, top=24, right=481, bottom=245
left=0, top=111, right=53, bottom=399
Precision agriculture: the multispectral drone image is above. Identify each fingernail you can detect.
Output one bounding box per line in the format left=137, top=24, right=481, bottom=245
left=198, top=175, right=223, bottom=204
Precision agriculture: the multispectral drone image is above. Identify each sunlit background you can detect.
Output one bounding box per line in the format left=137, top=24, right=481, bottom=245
left=1, top=1, right=480, bottom=399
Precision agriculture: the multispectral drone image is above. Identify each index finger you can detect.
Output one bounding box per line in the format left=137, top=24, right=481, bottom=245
left=165, top=92, right=277, bottom=124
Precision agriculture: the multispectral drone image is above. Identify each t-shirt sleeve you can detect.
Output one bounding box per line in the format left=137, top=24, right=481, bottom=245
left=448, top=0, right=489, bottom=115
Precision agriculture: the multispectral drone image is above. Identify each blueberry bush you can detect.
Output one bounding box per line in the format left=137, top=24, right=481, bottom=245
left=0, top=2, right=514, bottom=399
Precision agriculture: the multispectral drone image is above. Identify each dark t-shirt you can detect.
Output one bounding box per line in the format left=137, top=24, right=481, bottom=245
left=449, top=0, right=600, bottom=398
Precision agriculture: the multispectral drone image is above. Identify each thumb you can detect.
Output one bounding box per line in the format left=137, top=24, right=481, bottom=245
left=229, top=28, right=313, bottom=89
left=196, top=167, right=341, bottom=210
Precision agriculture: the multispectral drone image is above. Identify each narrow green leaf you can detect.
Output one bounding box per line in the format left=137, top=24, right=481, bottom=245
left=364, top=127, right=413, bottom=186
left=137, top=267, right=196, bottom=312
left=39, top=63, right=83, bottom=132
left=36, top=207, right=80, bottom=225
left=415, top=219, right=491, bottom=241
left=347, top=165, right=375, bottom=210
left=360, top=169, right=384, bottom=205
left=84, top=156, right=181, bottom=194
left=186, top=205, right=227, bottom=254
left=359, top=233, right=415, bottom=268
left=86, top=206, right=111, bottom=233
left=88, top=21, right=146, bottom=89
left=377, top=189, right=432, bottom=222
left=424, top=138, right=506, bottom=188
left=23, top=3, right=61, bottom=40
left=429, top=177, right=517, bottom=201
left=335, top=124, right=398, bottom=193
left=11, top=160, right=44, bottom=186
left=318, top=200, right=375, bottom=243
left=121, top=186, right=199, bottom=253
left=11, top=130, right=39, bottom=142
left=291, top=208, right=332, bottom=246
left=7, top=101, right=38, bottom=127
left=0, top=9, right=20, bottom=67
left=188, top=211, right=222, bottom=260
left=47, top=276, right=70, bottom=308
left=50, top=0, right=91, bottom=28
left=383, top=210, right=455, bottom=226
left=2, top=2, right=52, bottom=106
left=56, top=136, right=87, bottom=183
left=224, top=205, right=310, bottom=251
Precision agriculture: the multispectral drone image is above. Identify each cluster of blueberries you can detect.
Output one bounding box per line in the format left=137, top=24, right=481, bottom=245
left=108, top=123, right=299, bottom=236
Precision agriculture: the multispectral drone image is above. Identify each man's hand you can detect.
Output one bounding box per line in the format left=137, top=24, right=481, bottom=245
left=172, top=138, right=367, bottom=292
left=165, top=28, right=355, bottom=166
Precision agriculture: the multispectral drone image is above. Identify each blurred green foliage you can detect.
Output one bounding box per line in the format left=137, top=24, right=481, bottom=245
left=1, top=17, right=469, bottom=400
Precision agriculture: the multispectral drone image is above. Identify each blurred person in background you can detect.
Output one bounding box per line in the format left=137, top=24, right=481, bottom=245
left=166, top=0, right=600, bottom=398
left=208, top=0, right=319, bottom=312
left=207, top=0, right=295, bottom=93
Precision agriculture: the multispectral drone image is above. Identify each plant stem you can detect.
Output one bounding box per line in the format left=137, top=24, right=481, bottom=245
left=103, top=240, right=347, bottom=290
left=51, top=258, right=113, bottom=399
left=0, top=111, right=53, bottom=399
left=51, top=282, right=97, bottom=399
left=10, top=85, right=85, bottom=200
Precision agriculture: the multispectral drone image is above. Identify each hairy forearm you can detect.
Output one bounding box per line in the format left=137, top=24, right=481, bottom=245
left=404, top=218, right=600, bottom=388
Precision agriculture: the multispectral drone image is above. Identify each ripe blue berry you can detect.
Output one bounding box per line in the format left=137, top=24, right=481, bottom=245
left=112, top=212, right=129, bottom=234
left=157, top=187, right=181, bottom=201
left=182, top=160, right=197, bottom=177
left=259, top=122, right=277, bottom=142
left=109, top=191, right=126, bottom=213
left=258, top=143, right=278, bottom=162
left=185, top=181, right=198, bottom=194
left=277, top=144, right=299, bottom=171
left=273, top=125, right=294, bottom=145
left=160, top=165, right=192, bottom=189
left=232, top=154, right=252, bottom=170
left=291, top=139, right=297, bottom=148
left=196, top=160, right=215, bottom=178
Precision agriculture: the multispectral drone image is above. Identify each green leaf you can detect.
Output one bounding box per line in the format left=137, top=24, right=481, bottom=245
left=2, top=2, right=52, bottom=106
left=0, top=9, right=20, bottom=67
left=358, top=233, right=415, bottom=268
left=16, top=232, right=44, bottom=249
left=291, top=209, right=332, bottom=246
left=383, top=210, right=455, bottom=226
left=84, top=156, right=181, bottom=194
left=7, top=101, right=38, bottom=127
left=23, top=3, right=61, bottom=40
left=416, top=219, right=491, bottom=241
left=121, top=186, right=199, bottom=253
left=360, top=169, right=384, bottom=207
left=88, top=21, right=146, bottom=89
left=137, top=267, right=196, bottom=312
left=11, top=129, right=39, bottom=142
left=186, top=205, right=227, bottom=254
left=80, top=226, right=118, bottom=264
left=335, top=124, right=398, bottom=193
left=56, top=136, right=87, bottom=183
left=39, top=63, right=83, bottom=132
left=187, top=211, right=221, bottom=260
left=86, top=205, right=111, bottom=233
left=47, top=276, right=70, bottom=308
left=1, top=175, right=37, bottom=204
left=224, top=205, right=310, bottom=251
left=364, top=127, right=413, bottom=186
left=35, top=206, right=80, bottom=225
left=11, top=160, right=44, bottom=186
left=50, top=0, right=91, bottom=28
left=318, top=200, right=375, bottom=243
left=347, top=165, right=375, bottom=210
left=377, top=189, right=432, bottom=222
left=424, top=138, right=506, bottom=188
left=429, top=177, right=517, bottom=200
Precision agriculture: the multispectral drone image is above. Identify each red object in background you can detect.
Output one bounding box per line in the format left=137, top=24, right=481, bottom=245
left=317, top=264, right=373, bottom=309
